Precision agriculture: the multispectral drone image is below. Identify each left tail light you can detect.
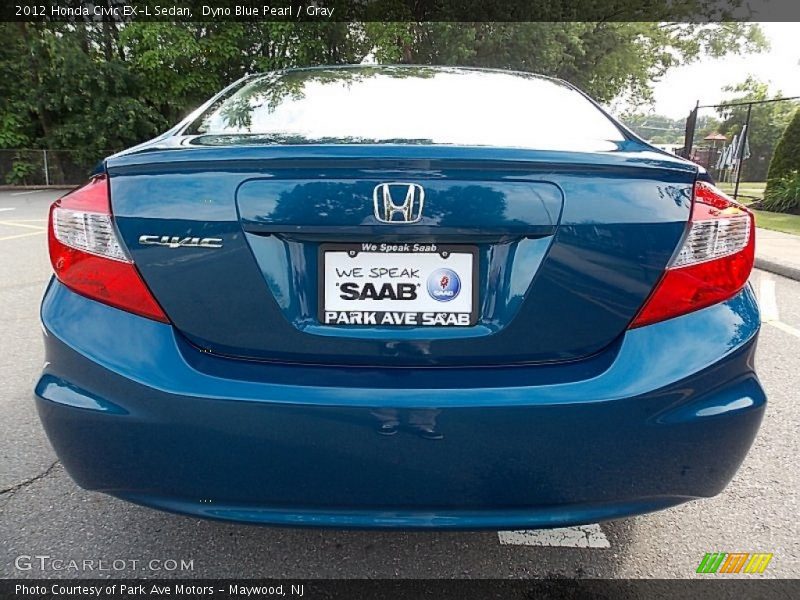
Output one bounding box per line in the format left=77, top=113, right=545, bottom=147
left=48, top=174, right=169, bottom=322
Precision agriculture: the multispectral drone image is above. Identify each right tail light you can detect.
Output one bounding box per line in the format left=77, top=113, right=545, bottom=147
left=629, top=181, right=755, bottom=328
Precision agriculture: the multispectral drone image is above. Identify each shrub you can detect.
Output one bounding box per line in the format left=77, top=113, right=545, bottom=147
left=761, top=170, right=800, bottom=213
left=5, top=158, right=35, bottom=185
left=764, top=108, right=800, bottom=211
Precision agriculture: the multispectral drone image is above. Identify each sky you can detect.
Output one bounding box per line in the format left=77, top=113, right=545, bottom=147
left=646, top=22, right=800, bottom=119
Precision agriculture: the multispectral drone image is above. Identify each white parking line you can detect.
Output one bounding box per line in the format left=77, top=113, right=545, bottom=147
left=759, top=276, right=779, bottom=322
left=758, top=273, right=800, bottom=339
left=0, top=207, right=16, bottom=212
left=10, top=190, right=42, bottom=196
left=0, top=220, right=46, bottom=231
left=0, top=230, right=45, bottom=242
left=769, top=320, right=800, bottom=338
left=498, top=524, right=610, bottom=548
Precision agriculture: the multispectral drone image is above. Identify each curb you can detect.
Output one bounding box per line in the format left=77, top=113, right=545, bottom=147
left=755, top=257, right=800, bottom=282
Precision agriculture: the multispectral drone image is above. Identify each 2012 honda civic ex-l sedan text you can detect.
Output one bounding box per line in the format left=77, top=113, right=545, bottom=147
left=35, top=66, right=765, bottom=528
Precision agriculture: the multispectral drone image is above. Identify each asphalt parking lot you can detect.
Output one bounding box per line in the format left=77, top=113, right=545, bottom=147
left=1, top=189, right=798, bottom=579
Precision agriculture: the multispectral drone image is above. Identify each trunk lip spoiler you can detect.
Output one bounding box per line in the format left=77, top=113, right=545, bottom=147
left=105, top=144, right=698, bottom=179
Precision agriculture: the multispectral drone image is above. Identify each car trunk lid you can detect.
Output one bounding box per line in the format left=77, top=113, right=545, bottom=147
left=108, top=144, right=694, bottom=366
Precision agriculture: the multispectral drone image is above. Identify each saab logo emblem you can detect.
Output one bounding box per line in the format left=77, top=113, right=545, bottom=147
left=696, top=552, right=773, bottom=574
left=373, top=183, right=425, bottom=223
left=139, top=235, right=223, bottom=249
left=427, top=268, right=460, bottom=302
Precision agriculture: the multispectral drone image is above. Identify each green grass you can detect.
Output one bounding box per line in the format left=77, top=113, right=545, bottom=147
left=717, top=181, right=766, bottom=201
left=751, top=209, right=800, bottom=236
left=712, top=181, right=800, bottom=235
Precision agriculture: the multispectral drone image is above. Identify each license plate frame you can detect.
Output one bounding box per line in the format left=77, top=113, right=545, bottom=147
left=318, top=243, right=478, bottom=327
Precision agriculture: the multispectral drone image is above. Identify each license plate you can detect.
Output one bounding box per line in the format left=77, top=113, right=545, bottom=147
left=320, top=243, right=477, bottom=327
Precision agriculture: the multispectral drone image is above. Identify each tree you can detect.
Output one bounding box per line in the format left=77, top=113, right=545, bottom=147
left=695, top=115, right=724, bottom=141
left=0, top=17, right=769, bottom=184
left=367, top=21, right=766, bottom=104
left=119, top=22, right=371, bottom=125
left=763, top=109, right=800, bottom=212
left=621, top=113, right=685, bottom=144
left=716, top=77, right=798, bottom=182
left=0, top=21, right=372, bottom=182
left=766, top=109, right=800, bottom=182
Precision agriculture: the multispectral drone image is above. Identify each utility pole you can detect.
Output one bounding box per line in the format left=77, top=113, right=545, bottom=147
left=733, top=102, right=752, bottom=201
left=43, top=149, right=49, bottom=186
left=683, top=100, right=699, bottom=160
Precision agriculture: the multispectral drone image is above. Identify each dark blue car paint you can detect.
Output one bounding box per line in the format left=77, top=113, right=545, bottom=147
left=107, top=145, right=694, bottom=365
left=37, top=281, right=764, bottom=528
left=36, top=67, right=765, bottom=527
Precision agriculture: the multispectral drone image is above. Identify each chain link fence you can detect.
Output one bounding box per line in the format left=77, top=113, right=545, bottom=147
left=0, top=149, right=116, bottom=186
left=682, top=97, right=799, bottom=202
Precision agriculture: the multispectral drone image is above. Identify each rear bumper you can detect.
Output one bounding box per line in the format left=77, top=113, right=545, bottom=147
left=36, top=280, right=766, bottom=529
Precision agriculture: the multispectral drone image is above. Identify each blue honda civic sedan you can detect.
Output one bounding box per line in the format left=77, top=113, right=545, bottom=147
left=36, top=66, right=764, bottom=528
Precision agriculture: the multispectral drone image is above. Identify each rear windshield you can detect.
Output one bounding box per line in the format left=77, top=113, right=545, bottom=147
left=184, top=66, right=626, bottom=151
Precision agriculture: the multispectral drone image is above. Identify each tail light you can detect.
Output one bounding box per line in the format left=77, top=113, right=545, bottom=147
left=48, top=174, right=169, bottom=322
left=630, top=181, right=755, bottom=328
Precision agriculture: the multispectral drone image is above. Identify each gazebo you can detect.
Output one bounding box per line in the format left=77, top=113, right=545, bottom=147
left=704, top=132, right=727, bottom=144
left=703, top=132, right=727, bottom=171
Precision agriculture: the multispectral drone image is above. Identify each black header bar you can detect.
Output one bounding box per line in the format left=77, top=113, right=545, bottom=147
left=3, top=0, right=800, bottom=23
left=3, top=579, right=800, bottom=600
